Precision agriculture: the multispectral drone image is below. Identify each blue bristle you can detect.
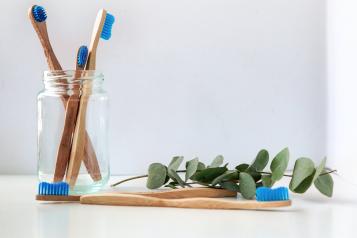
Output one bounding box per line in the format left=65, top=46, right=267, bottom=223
left=101, top=13, right=115, bottom=40
left=38, top=182, right=70, bottom=196
left=256, top=186, right=289, bottom=202
left=32, top=5, right=47, bottom=22
left=77, top=45, right=88, bottom=67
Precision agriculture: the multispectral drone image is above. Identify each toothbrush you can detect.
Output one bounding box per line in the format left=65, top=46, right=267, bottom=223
left=55, top=46, right=102, bottom=182
left=28, top=5, right=101, bottom=182
left=36, top=183, right=236, bottom=201
left=28, top=5, right=61, bottom=70
left=74, top=46, right=102, bottom=181
left=66, top=9, right=114, bottom=187
left=80, top=188, right=291, bottom=209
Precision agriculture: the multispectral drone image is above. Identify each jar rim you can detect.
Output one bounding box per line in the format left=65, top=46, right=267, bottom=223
left=43, top=70, right=104, bottom=89
left=43, top=70, right=104, bottom=84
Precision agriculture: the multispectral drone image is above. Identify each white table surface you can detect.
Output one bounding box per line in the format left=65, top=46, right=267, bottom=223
left=0, top=175, right=356, bottom=238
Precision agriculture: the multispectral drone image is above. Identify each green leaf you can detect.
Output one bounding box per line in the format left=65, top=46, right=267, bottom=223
left=270, top=148, right=289, bottom=182
left=190, top=167, right=228, bottom=183
left=220, top=181, right=240, bottom=192
left=168, top=169, right=186, bottom=188
left=239, top=172, right=256, bottom=199
left=248, top=170, right=262, bottom=182
left=197, top=162, right=206, bottom=171
left=249, top=149, right=269, bottom=172
left=235, top=163, right=249, bottom=172
left=209, top=155, right=224, bottom=167
left=211, top=170, right=238, bottom=186
left=289, top=157, right=315, bottom=193
left=165, top=181, right=178, bottom=189
left=314, top=171, right=333, bottom=197
left=185, top=158, right=199, bottom=181
left=146, top=163, right=167, bottom=189
left=312, top=157, right=327, bottom=183
left=168, top=156, right=184, bottom=171
left=261, top=175, right=274, bottom=187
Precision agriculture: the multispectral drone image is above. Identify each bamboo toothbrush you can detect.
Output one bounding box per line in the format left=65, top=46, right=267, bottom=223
left=36, top=183, right=236, bottom=201
left=56, top=46, right=102, bottom=182
left=80, top=189, right=291, bottom=210
left=66, top=9, right=115, bottom=187
left=28, top=5, right=101, bottom=182
left=28, top=5, right=61, bottom=70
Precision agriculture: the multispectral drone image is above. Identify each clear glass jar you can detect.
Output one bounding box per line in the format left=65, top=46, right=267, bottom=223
left=37, top=70, right=109, bottom=194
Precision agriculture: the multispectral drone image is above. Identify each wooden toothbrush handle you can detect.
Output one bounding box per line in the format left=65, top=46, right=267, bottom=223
left=66, top=90, right=91, bottom=187
left=54, top=95, right=101, bottom=182
left=80, top=193, right=292, bottom=210
left=124, top=187, right=236, bottom=199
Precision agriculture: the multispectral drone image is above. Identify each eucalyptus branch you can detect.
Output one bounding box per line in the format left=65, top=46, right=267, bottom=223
left=111, top=149, right=335, bottom=198
left=111, top=169, right=337, bottom=187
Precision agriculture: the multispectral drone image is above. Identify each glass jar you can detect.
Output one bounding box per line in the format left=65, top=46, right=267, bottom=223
left=37, top=70, right=109, bottom=194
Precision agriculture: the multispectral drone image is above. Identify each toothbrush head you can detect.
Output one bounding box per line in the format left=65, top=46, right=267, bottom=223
left=100, top=13, right=115, bottom=40
left=38, top=182, right=69, bottom=196
left=32, top=5, right=47, bottom=22
left=77, top=45, right=88, bottom=68
left=255, top=186, right=289, bottom=202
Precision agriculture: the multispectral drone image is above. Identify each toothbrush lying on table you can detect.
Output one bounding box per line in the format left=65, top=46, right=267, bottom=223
left=66, top=9, right=114, bottom=187
left=36, top=182, right=291, bottom=210
left=28, top=5, right=101, bottom=182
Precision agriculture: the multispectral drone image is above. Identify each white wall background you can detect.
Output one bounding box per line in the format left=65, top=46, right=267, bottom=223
left=327, top=0, right=357, bottom=183
left=0, top=0, right=327, bottom=175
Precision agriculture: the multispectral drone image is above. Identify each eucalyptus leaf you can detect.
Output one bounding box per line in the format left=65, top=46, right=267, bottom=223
left=211, top=171, right=239, bottom=186
left=236, top=163, right=249, bottom=172
left=289, top=157, right=315, bottom=191
left=270, top=148, right=289, bottom=181
left=292, top=172, right=315, bottom=193
left=248, top=171, right=262, bottom=182
left=168, top=156, right=184, bottom=171
left=146, top=163, right=167, bottom=189
left=164, top=184, right=178, bottom=189
left=262, top=175, right=274, bottom=187
left=190, top=167, right=228, bottom=183
left=185, top=158, right=199, bottom=181
left=249, top=149, right=269, bottom=172
left=239, top=172, right=256, bottom=199
left=197, top=162, right=206, bottom=171
left=314, top=171, right=333, bottom=197
left=312, top=157, right=327, bottom=182
left=220, top=181, right=240, bottom=192
left=168, top=169, right=186, bottom=188
left=209, top=155, right=224, bottom=168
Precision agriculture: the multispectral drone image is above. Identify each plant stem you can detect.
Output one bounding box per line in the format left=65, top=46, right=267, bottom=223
left=110, top=170, right=187, bottom=187
left=111, top=175, right=148, bottom=187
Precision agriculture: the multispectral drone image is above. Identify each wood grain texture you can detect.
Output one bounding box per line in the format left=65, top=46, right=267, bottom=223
left=122, top=187, right=237, bottom=199
left=80, top=193, right=292, bottom=210
left=28, top=5, right=101, bottom=182
left=66, top=9, right=107, bottom=187
left=36, top=195, right=80, bottom=202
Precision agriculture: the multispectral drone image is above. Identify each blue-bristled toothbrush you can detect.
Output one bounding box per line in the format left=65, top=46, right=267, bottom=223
left=36, top=182, right=80, bottom=201
left=28, top=5, right=62, bottom=70
left=81, top=187, right=291, bottom=209
left=256, top=186, right=290, bottom=202
left=66, top=9, right=115, bottom=187
left=55, top=46, right=92, bottom=183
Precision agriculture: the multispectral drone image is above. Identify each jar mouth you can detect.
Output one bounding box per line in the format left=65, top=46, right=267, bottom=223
left=44, top=70, right=104, bottom=84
